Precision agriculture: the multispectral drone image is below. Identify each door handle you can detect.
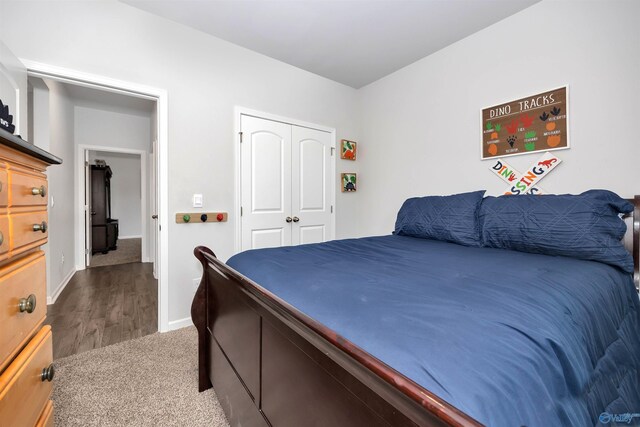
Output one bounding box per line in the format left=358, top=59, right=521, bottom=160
left=285, top=217, right=292, bottom=223
left=292, top=216, right=299, bottom=223
left=152, top=215, right=158, bottom=219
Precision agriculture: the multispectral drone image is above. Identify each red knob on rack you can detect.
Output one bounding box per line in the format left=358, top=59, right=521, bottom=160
left=216, top=213, right=224, bottom=222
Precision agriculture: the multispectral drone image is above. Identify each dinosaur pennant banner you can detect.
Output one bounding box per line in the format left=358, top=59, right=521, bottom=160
left=489, top=158, right=546, bottom=194
left=489, top=151, right=561, bottom=196
left=481, top=86, right=569, bottom=160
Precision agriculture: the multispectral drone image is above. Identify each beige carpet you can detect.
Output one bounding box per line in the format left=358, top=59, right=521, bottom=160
left=90, top=238, right=142, bottom=268
left=53, top=326, right=230, bottom=427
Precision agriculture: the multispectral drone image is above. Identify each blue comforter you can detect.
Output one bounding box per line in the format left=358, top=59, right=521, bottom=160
left=227, top=235, right=640, bottom=426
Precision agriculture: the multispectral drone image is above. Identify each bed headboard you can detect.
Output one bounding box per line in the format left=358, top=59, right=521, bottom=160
left=624, top=196, right=640, bottom=292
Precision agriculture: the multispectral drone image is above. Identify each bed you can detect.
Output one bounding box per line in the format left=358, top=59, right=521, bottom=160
left=191, top=191, right=640, bottom=426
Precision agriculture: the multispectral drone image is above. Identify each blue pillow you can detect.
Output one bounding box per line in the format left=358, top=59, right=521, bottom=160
left=394, top=190, right=486, bottom=247
left=479, top=190, right=633, bottom=272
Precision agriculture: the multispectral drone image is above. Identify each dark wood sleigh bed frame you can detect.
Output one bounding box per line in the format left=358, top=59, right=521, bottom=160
left=192, top=196, right=640, bottom=427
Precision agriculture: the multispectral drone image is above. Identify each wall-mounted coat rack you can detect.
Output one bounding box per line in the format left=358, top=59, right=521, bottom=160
left=175, top=212, right=227, bottom=223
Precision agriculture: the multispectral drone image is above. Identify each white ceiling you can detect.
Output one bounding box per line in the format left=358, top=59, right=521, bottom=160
left=121, top=0, right=540, bottom=88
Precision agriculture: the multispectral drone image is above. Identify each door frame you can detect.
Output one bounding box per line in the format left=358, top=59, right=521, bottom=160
left=22, top=59, right=171, bottom=332
left=234, top=107, right=336, bottom=254
left=78, top=145, right=149, bottom=262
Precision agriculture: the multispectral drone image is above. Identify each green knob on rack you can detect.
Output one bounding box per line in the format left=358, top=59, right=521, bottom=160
left=183, top=214, right=191, bottom=223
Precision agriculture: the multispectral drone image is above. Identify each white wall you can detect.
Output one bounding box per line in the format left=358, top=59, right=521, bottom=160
left=30, top=79, right=49, bottom=151
left=357, top=0, right=640, bottom=236
left=89, top=151, right=142, bottom=238
left=31, top=79, right=76, bottom=303
left=0, top=0, right=360, bottom=327
left=76, top=106, right=151, bottom=152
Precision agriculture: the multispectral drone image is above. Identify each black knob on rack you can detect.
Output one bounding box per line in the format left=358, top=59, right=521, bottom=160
left=200, top=214, right=208, bottom=222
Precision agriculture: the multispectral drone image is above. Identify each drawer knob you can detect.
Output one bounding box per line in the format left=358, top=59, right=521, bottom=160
left=19, top=294, right=37, bottom=313
left=33, top=221, right=48, bottom=233
left=41, top=364, right=55, bottom=382
left=31, top=185, right=47, bottom=197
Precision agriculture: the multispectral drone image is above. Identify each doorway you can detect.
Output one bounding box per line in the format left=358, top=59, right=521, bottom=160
left=26, top=61, right=168, bottom=332
left=28, top=76, right=161, bottom=358
left=24, top=60, right=169, bottom=334
left=85, top=149, right=146, bottom=268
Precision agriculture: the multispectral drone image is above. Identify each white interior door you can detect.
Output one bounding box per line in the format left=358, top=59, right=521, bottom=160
left=84, top=150, right=93, bottom=267
left=291, top=126, right=333, bottom=245
left=150, top=140, right=158, bottom=279
left=241, top=115, right=292, bottom=250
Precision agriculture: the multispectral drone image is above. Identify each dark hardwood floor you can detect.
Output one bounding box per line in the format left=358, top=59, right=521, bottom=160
left=46, top=262, right=158, bottom=359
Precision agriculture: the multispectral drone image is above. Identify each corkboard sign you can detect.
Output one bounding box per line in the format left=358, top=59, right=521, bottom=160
left=481, top=86, right=569, bottom=160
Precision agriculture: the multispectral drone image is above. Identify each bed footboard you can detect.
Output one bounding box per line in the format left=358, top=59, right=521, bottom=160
left=192, top=246, right=480, bottom=427
left=192, top=246, right=214, bottom=392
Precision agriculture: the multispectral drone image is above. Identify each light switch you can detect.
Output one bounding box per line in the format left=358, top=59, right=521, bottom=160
left=192, top=194, right=203, bottom=208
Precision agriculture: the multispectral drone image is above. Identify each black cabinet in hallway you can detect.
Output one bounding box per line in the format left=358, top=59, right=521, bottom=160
left=91, top=164, right=119, bottom=254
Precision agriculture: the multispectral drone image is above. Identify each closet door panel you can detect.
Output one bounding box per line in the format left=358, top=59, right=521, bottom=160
left=241, top=116, right=292, bottom=250
left=291, top=126, right=332, bottom=246
left=252, top=134, right=285, bottom=212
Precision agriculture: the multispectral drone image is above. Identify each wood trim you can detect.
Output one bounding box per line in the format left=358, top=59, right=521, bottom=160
left=193, top=246, right=214, bottom=392
left=0, top=128, right=62, bottom=166
left=176, top=212, right=227, bottom=224
left=35, top=400, right=54, bottom=427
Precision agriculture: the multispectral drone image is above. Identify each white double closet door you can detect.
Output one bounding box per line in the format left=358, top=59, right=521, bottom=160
left=241, top=115, right=333, bottom=251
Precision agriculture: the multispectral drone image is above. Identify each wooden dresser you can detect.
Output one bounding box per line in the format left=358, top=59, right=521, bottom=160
left=0, top=129, right=61, bottom=426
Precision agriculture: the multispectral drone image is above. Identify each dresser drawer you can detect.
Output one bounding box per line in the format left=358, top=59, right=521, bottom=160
left=0, top=326, right=53, bottom=427
left=0, top=169, right=8, bottom=207
left=35, top=400, right=54, bottom=427
left=0, top=252, right=46, bottom=372
left=0, top=215, right=9, bottom=257
left=10, top=211, right=48, bottom=255
left=9, top=171, right=47, bottom=207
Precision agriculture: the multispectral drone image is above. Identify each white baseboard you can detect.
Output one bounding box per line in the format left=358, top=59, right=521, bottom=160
left=47, top=268, right=76, bottom=305
left=119, top=235, right=142, bottom=240
left=166, top=317, right=193, bottom=331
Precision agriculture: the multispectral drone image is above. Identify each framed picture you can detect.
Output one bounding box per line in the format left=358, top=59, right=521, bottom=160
left=341, top=173, right=356, bottom=192
left=480, top=86, right=569, bottom=160
left=340, top=139, right=357, bottom=160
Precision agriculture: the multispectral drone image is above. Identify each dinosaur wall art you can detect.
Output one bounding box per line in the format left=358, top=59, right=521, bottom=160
left=481, top=87, right=569, bottom=159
